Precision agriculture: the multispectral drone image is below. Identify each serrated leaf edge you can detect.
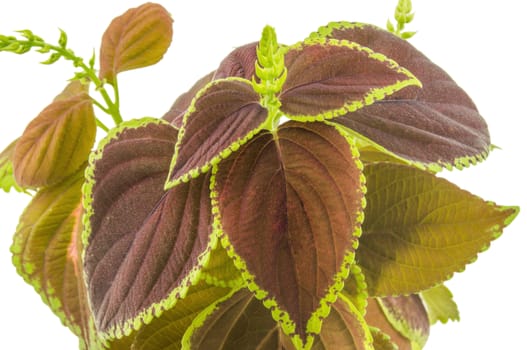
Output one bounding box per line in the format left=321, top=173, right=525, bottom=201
left=165, top=77, right=266, bottom=190
left=280, top=37, right=421, bottom=122
left=81, top=117, right=218, bottom=340
left=208, top=125, right=367, bottom=349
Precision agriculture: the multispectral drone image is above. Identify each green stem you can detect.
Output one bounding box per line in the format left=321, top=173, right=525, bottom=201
left=4, top=38, right=124, bottom=126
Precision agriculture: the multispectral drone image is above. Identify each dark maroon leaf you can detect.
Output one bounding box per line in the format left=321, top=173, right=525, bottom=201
left=166, top=79, right=267, bottom=188
left=279, top=39, right=419, bottom=119
left=213, top=121, right=365, bottom=342
left=83, top=118, right=214, bottom=338
left=214, top=42, right=258, bottom=80
left=163, top=43, right=258, bottom=129
left=316, top=23, right=490, bottom=168
left=162, top=71, right=215, bottom=128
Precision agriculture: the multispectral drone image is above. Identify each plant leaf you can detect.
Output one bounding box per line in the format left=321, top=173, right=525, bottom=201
left=82, top=118, right=216, bottom=340
left=185, top=288, right=380, bottom=350
left=357, top=162, right=519, bottom=295
left=365, top=295, right=428, bottom=350
left=106, top=281, right=231, bottom=350
left=99, top=3, right=173, bottom=84
left=13, top=84, right=96, bottom=187
left=165, top=78, right=267, bottom=188
left=420, top=284, right=460, bottom=324
left=312, top=22, right=491, bottom=170
left=162, top=71, right=215, bottom=128
left=0, top=139, right=25, bottom=193
left=375, top=296, right=429, bottom=349
left=214, top=42, right=258, bottom=80
left=10, top=168, right=102, bottom=349
left=212, top=121, right=365, bottom=344
left=279, top=38, right=420, bottom=121
left=369, top=328, right=398, bottom=350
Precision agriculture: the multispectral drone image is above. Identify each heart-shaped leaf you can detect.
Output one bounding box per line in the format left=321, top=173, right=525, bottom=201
left=11, top=168, right=102, bottom=349
left=212, top=121, right=365, bottom=344
left=279, top=38, right=421, bottom=120
left=166, top=78, right=267, bottom=188
left=0, top=139, right=24, bottom=193
left=357, top=162, right=519, bottom=295
left=314, top=22, right=491, bottom=170
left=13, top=84, right=96, bottom=187
left=82, top=118, right=216, bottom=340
left=420, top=284, right=459, bottom=324
left=99, top=2, right=173, bottom=84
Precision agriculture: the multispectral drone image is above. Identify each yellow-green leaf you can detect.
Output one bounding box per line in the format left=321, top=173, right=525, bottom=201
left=13, top=86, right=96, bottom=188
left=0, top=139, right=25, bottom=193
left=99, top=3, right=173, bottom=84
left=357, top=163, right=519, bottom=296
left=10, top=168, right=102, bottom=349
left=420, top=284, right=460, bottom=324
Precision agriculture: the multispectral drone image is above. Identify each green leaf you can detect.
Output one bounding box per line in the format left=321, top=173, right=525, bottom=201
left=82, top=118, right=216, bottom=340
left=58, top=28, right=68, bottom=48
left=165, top=78, right=268, bottom=188
left=10, top=168, right=102, bottom=349
left=212, top=121, right=365, bottom=345
left=420, top=284, right=460, bottom=324
left=13, top=82, right=96, bottom=187
left=357, top=162, right=520, bottom=295
left=0, top=139, right=25, bottom=193
left=369, top=328, right=398, bottom=350
left=99, top=3, right=173, bottom=84
left=312, top=22, right=491, bottom=170
left=279, top=38, right=420, bottom=121
left=199, top=242, right=244, bottom=289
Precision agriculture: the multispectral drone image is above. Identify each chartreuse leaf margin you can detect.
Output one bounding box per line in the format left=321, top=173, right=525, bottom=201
left=209, top=121, right=367, bottom=349
left=165, top=24, right=421, bottom=190
left=81, top=118, right=218, bottom=342
left=1, top=1, right=521, bottom=349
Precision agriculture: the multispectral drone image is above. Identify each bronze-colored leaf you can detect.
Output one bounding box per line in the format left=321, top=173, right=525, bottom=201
left=11, top=168, right=102, bottom=349
left=99, top=3, right=173, bottom=84
left=13, top=87, right=96, bottom=187
left=358, top=162, right=519, bottom=295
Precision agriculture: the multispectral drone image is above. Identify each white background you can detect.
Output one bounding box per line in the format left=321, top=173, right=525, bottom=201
left=0, top=1, right=525, bottom=349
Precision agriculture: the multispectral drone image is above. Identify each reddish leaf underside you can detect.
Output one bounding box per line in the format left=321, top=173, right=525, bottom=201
left=83, top=119, right=213, bottom=339
left=213, top=121, right=365, bottom=342
left=280, top=39, right=420, bottom=119
left=13, top=92, right=96, bottom=188
left=166, top=79, right=267, bottom=187
left=319, top=23, right=490, bottom=168
left=367, top=296, right=430, bottom=349
left=357, top=162, right=519, bottom=296
left=99, top=2, right=173, bottom=84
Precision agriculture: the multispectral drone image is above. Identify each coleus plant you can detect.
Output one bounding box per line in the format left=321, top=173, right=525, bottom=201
left=0, top=1, right=519, bottom=349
